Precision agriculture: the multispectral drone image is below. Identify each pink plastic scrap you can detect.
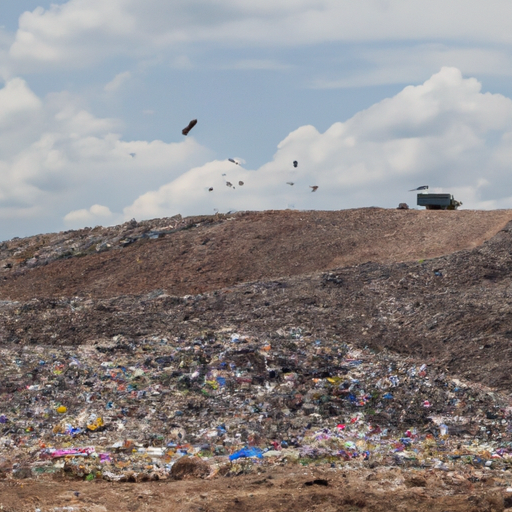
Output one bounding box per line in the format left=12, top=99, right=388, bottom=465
left=99, top=453, right=112, bottom=463
left=51, top=446, right=96, bottom=458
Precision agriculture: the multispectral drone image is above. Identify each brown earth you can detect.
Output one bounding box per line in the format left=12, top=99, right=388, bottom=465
left=1, top=208, right=512, bottom=300
left=1, top=465, right=512, bottom=512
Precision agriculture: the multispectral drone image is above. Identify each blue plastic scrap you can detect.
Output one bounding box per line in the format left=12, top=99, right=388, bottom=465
left=229, top=447, right=263, bottom=461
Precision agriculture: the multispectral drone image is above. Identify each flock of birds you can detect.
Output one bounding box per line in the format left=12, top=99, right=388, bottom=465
left=181, top=119, right=428, bottom=197
left=181, top=119, right=319, bottom=193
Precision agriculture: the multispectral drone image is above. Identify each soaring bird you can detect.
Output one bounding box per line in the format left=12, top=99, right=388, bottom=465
left=286, top=181, right=294, bottom=186
left=409, top=185, right=429, bottom=191
left=182, top=119, right=197, bottom=136
left=293, top=160, right=298, bottom=168
left=310, top=185, right=319, bottom=192
left=208, top=187, right=213, bottom=192
left=228, top=158, right=240, bottom=165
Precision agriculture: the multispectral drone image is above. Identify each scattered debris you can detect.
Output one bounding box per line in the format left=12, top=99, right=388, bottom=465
left=182, top=119, right=197, bottom=136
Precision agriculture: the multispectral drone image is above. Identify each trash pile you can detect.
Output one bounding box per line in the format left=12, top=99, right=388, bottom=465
left=1, top=327, right=512, bottom=481
left=0, top=213, right=218, bottom=272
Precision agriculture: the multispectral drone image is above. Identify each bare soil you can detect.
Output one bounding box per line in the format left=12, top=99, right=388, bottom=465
left=2, top=465, right=512, bottom=512
left=1, top=208, right=511, bottom=300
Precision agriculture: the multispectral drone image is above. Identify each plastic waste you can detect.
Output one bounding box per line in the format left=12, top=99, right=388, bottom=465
left=229, top=447, right=263, bottom=460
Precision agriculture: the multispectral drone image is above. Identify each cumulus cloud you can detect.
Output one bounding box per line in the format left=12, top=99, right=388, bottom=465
left=121, top=68, right=512, bottom=220
left=10, top=1, right=136, bottom=69
left=5, top=67, right=512, bottom=240
left=64, top=204, right=119, bottom=227
left=0, top=77, right=213, bottom=239
left=8, top=0, right=512, bottom=73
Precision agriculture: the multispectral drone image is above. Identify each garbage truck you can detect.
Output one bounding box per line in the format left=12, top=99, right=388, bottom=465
left=417, top=193, right=462, bottom=210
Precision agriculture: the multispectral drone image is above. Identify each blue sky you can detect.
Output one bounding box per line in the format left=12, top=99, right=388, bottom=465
left=2, top=1, right=512, bottom=240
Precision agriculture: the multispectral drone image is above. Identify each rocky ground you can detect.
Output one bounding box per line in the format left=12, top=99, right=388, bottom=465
left=2, top=208, right=512, bottom=511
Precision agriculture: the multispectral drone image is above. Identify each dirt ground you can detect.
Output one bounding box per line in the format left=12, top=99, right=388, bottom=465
left=2, top=208, right=512, bottom=301
left=2, top=465, right=512, bottom=512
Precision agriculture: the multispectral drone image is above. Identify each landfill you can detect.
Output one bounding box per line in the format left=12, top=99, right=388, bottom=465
left=2, top=208, right=512, bottom=511
left=1, top=327, right=512, bottom=482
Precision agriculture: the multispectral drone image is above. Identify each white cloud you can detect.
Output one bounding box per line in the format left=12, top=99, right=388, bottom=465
left=5, top=67, right=512, bottom=239
left=0, top=77, right=41, bottom=124
left=8, top=0, right=512, bottom=74
left=0, top=76, right=213, bottom=239
left=121, top=67, right=512, bottom=220
left=64, top=204, right=119, bottom=227
left=104, top=71, right=131, bottom=92
left=10, top=1, right=136, bottom=69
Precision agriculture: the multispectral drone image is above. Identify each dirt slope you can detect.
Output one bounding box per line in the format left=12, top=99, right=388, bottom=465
left=1, top=208, right=511, bottom=300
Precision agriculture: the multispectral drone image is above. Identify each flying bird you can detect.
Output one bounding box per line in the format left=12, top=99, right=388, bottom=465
left=129, top=153, right=136, bottom=158
left=409, top=185, right=429, bottom=191
left=208, top=187, right=213, bottom=192
left=310, top=185, right=319, bottom=192
left=293, top=160, right=298, bottom=168
left=226, top=181, right=233, bottom=188
left=238, top=181, right=244, bottom=186
left=286, top=181, right=294, bottom=186
left=228, top=158, right=240, bottom=165
left=182, top=119, right=197, bottom=136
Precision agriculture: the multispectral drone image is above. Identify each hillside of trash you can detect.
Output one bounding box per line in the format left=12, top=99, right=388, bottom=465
left=2, top=208, right=512, bottom=510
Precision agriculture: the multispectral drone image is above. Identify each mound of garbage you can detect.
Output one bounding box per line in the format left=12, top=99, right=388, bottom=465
left=1, top=328, right=511, bottom=481
left=2, top=209, right=512, bottom=484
